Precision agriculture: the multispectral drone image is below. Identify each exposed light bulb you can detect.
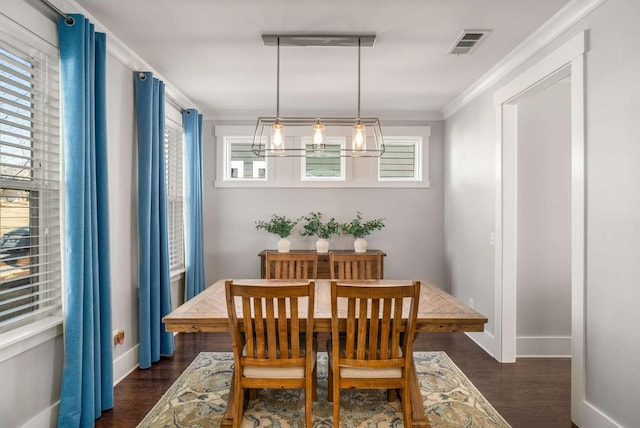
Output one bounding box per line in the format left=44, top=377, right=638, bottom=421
left=312, top=120, right=326, bottom=152
left=271, top=121, right=285, bottom=155
left=352, top=122, right=366, bottom=155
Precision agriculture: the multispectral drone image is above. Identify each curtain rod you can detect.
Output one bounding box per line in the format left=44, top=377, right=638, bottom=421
left=166, top=94, right=188, bottom=114
left=42, top=1, right=193, bottom=115
left=137, top=72, right=189, bottom=114
left=38, top=0, right=74, bottom=24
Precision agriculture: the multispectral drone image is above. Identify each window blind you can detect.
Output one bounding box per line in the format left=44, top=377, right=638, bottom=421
left=0, top=38, right=61, bottom=332
left=164, top=118, right=184, bottom=270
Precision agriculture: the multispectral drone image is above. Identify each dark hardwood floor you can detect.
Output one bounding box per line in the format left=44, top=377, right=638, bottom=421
left=95, top=332, right=572, bottom=428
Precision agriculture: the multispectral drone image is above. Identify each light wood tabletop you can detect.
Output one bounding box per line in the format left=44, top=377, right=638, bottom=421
left=163, top=279, right=487, bottom=334
left=163, top=279, right=487, bottom=428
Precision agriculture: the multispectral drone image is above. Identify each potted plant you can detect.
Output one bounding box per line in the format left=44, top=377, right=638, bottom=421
left=341, top=212, right=385, bottom=252
left=255, top=214, right=299, bottom=252
left=300, top=211, right=341, bottom=253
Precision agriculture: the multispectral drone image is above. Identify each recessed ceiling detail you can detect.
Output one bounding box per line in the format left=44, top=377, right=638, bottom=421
left=447, top=30, right=491, bottom=55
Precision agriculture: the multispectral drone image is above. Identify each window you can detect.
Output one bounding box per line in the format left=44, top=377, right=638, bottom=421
left=301, top=137, right=345, bottom=180
left=0, top=38, right=61, bottom=332
left=379, top=137, right=422, bottom=181
left=225, top=138, right=266, bottom=180
left=214, top=126, right=430, bottom=188
left=164, top=118, right=184, bottom=271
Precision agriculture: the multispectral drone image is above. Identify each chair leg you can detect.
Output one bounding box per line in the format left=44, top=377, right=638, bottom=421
left=327, top=359, right=333, bottom=401
left=332, top=388, right=340, bottom=426
left=249, top=389, right=257, bottom=400
left=305, top=376, right=313, bottom=427
left=233, top=381, right=244, bottom=428
left=401, top=384, right=412, bottom=428
left=312, top=362, right=318, bottom=401
left=388, top=388, right=397, bottom=401
left=332, top=371, right=340, bottom=425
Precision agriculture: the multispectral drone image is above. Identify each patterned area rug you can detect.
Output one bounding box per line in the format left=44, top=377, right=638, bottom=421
left=138, top=352, right=511, bottom=427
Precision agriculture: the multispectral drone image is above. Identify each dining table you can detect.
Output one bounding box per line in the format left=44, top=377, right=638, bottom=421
left=163, top=279, right=488, bottom=428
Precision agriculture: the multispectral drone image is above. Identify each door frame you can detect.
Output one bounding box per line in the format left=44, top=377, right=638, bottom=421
left=493, top=31, right=586, bottom=424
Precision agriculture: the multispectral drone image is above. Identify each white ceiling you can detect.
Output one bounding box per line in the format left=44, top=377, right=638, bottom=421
left=71, top=0, right=572, bottom=119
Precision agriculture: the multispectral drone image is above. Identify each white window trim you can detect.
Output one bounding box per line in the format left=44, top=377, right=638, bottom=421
left=214, top=125, right=430, bottom=188
left=0, top=316, right=62, bottom=363
left=170, top=268, right=185, bottom=280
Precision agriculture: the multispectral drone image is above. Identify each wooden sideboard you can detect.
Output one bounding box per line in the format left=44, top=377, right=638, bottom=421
left=258, top=249, right=386, bottom=279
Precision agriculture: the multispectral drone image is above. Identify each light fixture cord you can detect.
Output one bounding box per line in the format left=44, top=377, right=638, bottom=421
left=357, top=37, right=361, bottom=119
left=276, top=37, right=280, bottom=119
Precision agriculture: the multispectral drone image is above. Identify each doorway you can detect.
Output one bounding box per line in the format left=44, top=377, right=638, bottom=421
left=515, top=79, right=572, bottom=358
left=493, top=31, right=586, bottom=424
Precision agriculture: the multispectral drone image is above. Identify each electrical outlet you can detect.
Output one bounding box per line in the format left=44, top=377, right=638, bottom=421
left=113, top=329, right=125, bottom=346
left=468, top=298, right=474, bottom=308
left=489, top=233, right=496, bottom=246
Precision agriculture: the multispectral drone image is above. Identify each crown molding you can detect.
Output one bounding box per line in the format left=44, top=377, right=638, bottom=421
left=442, top=0, right=608, bottom=119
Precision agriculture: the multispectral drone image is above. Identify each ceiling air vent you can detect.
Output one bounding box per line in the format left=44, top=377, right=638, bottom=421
left=447, top=30, right=491, bottom=55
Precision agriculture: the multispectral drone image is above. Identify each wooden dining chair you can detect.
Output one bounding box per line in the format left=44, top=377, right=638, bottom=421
left=225, top=279, right=317, bottom=427
left=327, top=279, right=421, bottom=427
left=329, top=251, right=383, bottom=280
left=265, top=251, right=318, bottom=279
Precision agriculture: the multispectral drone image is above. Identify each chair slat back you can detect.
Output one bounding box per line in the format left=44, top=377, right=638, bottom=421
left=226, top=280, right=315, bottom=367
left=265, top=252, right=318, bottom=279
left=329, top=252, right=382, bottom=280
left=331, top=280, right=420, bottom=368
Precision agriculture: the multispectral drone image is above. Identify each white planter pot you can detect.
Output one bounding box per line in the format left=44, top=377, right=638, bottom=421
left=354, top=238, right=368, bottom=253
left=277, top=237, right=291, bottom=253
left=316, top=238, right=329, bottom=253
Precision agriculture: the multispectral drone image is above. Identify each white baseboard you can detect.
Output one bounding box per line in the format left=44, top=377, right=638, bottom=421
left=21, top=345, right=139, bottom=428
left=22, top=401, right=59, bottom=428
left=465, top=330, right=497, bottom=359
left=113, top=344, right=139, bottom=385
left=516, top=335, right=571, bottom=357
left=577, top=399, right=623, bottom=428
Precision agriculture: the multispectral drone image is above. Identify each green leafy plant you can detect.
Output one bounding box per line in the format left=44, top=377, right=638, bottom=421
left=255, top=214, right=299, bottom=238
left=300, top=211, right=341, bottom=239
left=341, top=212, right=385, bottom=239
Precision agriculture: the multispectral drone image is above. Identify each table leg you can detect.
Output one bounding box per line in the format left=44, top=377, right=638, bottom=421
left=220, top=370, right=236, bottom=428
left=409, top=358, right=431, bottom=428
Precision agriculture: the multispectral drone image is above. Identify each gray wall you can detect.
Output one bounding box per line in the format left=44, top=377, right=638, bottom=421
left=202, top=120, right=446, bottom=287
left=445, top=0, right=640, bottom=425
left=516, top=81, right=572, bottom=356
left=444, top=89, right=497, bottom=335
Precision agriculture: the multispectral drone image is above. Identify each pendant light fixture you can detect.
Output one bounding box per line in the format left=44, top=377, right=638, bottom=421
left=352, top=37, right=365, bottom=156
left=312, top=118, right=326, bottom=152
left=251, top=34, right=385, bottom=158
left=271, top=37, right=285, bottom=155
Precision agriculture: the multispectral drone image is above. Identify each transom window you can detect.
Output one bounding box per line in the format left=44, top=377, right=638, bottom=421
left=214, top=126, right=430, bottom=188
left=379, top=137, right=422, bottom=181
left=225, top=138, right=266, bottom=180
left=301, top=137, right=345, bottom=181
